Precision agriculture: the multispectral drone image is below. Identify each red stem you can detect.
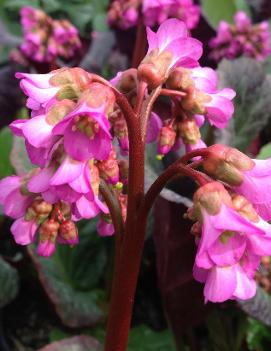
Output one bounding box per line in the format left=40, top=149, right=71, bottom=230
left=104, top=93, right=145, bottom=351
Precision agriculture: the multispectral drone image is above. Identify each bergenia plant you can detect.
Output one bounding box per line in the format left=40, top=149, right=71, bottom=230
left=2, top=18, right=271, bottom=351
left=108, top=0, right=200, bottom=30
left=20, top=7, right=81, bottom=63
left=209, top=11, right=270, bottom=62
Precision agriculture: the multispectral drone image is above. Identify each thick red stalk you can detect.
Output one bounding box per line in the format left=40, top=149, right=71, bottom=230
left=131, top=20, right=147, bottom=68
left=104, top=94, right=145, bottom=351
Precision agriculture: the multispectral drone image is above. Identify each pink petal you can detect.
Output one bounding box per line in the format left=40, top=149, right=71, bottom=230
left=50, top=157, right=84, bottom=186
left=204, top=265, right=237, bottom=303
left=22, top=114, right=54, bottom=147
left=232, top=265, right=256, bottom=300
left=11, top=218, right=38, bottom=245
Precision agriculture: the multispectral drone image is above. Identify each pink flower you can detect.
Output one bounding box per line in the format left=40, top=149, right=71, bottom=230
left=168, top=0, right=200, bottom=30
left=194, top=258, right=257, bottom=303
left=52, top=102, right=112, bottom=161
left=233, top=158, right=271, bottom=221
left=143, top=0, right=173, bottom=27
left=11, top=217, right=39, bottom=245
left=138, top=19, right=202, bottom=88
left=107, top=0, right=140, bottom=29
left=0, top=176, right=34, bottom=218
left=97, top=215, right=115, bottom=236
left=209, top=11, right=271, bottom=62
left=20, top=7, right=81, bottom=63
left=190, top=182, right=271, bottom=303
left=178, top=67, right=236, bottom=128
left=15, top=68, right=92, bottom=114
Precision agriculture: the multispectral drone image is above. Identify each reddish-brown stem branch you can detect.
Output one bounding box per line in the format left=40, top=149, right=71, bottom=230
left=134, top=81, right=147, bottom=116
left=179, top=148, right=209, bottom=164
left=131, top=19, right=147, bottom=68
left=160, top=88, right=187, bottom=98
left=141, top=86, right=162, bottom=141
left=138, top=163, right=208, bottom=229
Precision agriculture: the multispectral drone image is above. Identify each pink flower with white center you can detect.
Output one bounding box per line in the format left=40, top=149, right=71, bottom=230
left=138, top=19, right=203, bottom=88
left=52, top=102, right=112, bottom=162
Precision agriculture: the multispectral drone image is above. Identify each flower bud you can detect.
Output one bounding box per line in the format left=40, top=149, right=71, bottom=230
left=193, top=182, right=232, bottom=216
left=80, top=83, right=116, bottom=115
left=38, top=219, right=59, bottom=257
left=25, top=199, right=53, bottom=221
left=138, top=49, right=173, bottom=89
left=97, top=214, right=114, bottom=237
left=202, top=144, right=254, bottom=186
left=116, top=68, right=138, bottom=93
left=178, top=118, right=201, bottom=145
left=97, top=149, right=120, bottom=185
left=88, top=160, right=100, bottom=196
left=157, top=124, right=176, bottom=157
left=231, top=193, right=259, bottom=223
left=166, top=67, right=194, bottom=91
left=59, top=220, right=78, bottom=244
left=46, top=99, right=76, bottom=125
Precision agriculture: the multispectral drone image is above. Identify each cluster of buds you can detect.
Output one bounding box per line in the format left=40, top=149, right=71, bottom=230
left=209, top=11, right=270, bottom=62
left=20, top=7, right=81, bottom=63
left=186, top=144, right=271, bottom=303
left=108, top=0, right=200, bottom=30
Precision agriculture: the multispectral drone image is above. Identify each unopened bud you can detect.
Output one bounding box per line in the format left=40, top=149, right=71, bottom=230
left=180, top=87, right=210, bottom=115
left=166, top=67, right=194, bottom=91
left=81, top=83, right=116, bottom=114
left=157, top=124, right=176, bottom=156
left=97, top=149, right=120, bottom=185
left=117, top=68, right=138, bottom=93
left=193, top=182, right=232, bottom=215
left=203, top=144, right=254, bottom=186
left=59, top=220, right=78, bottom=244
left=178, top=119, right=201, bottom=145
left=138, top=49, right=173, bottom=89
left=25, top=199, right=53, bottom=221
left=88, top=160, right=100, bottom=195
left=39, top=219, right=60, bottom=241
left=231, top=193, right=259, bottom=223
left=46, top=99, right=76, bottom=125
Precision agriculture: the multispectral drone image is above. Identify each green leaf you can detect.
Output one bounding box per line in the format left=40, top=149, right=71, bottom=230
left=0, top=126, right=13, bottom=178
left=201, top=0, right=236, bottom=28
left=38, top=335, right=101, bottom=351
left=217, top=58, right=271, bottom=152
left=0, top=256, right=19, bottom=308
left=257, top=142, right=271, bottom=159
left=28, top=220, right=108, bottom=328
left=128, top=325, right=176, bottom=351
left=247, top=318, right=271, bottom=351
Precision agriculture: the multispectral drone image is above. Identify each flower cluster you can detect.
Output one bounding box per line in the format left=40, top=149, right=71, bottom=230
left=20, top=7, right=81, bottom=63
left=187, top=144, right=271, bottom=303
left=209, top=11, right=270, bottom=62
left=137, top=19, right=235, bottom=158
left=0, top=67, right=129, bottom=256
left=108, top=0, right=200, bottom=30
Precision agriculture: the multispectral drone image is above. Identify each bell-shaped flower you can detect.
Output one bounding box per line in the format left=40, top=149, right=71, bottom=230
left=52, top=102, right=112, bottom=161
left=138, top=18, right=202, bottom=88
